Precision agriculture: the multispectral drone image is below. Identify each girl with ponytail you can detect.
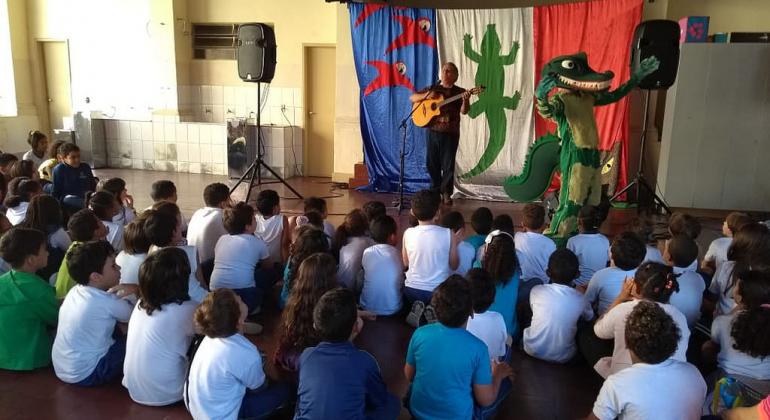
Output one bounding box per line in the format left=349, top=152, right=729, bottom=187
left=592, top=262, right=690, bottom=378
left=22, top=130, right=48, bottom=168
left=4, top=177, right=42, bottom=225
left=332, top=209, right=374, bottom=290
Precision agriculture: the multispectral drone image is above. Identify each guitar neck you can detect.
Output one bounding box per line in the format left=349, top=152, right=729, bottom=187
left=438, top=92, right=467, bottom=107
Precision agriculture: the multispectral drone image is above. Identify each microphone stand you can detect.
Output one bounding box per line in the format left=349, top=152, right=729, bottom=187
left=393, top=88, right=436, bottom=214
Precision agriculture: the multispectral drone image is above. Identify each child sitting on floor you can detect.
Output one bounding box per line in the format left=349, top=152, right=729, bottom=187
left=466, top=269, right=508, bottom=362
left=466, top=207, right=493, bottom=251
left=186, top=182, right=231, bottom=265
left=665, top=234, right=705, bottom=327
left=52, top=241, right=135, bottom=386
left=149, top=179, right=177, bottom=205
left=38, top=140, right=65, bottom=184
left=99, top=178, right=136, bottom=226
left=185, top=289, right=291, bottom=420
left=334, top=209, right=375, bottom=290
left=583, top=231, right=646, bottom=316
left=567, top=205, right=609, bottom=287
left=19, top=194, right=70, bottom=279
left=55, top=209, right=108, bottom=299
left=51, top=143, right=96, bottom=210
left=588, top=301, right=706, bottom=420
left=359, top=215, right=403, bottom=316
left=279, top=226, right=330, bottom=308
left=5, top=178, right=42, bottom=225
left=297, top=196, right=336, bottom=238
left=254, top=189, right=290, bottom=265
left=123, top=248, right=197, bottom=406
left=702, top=212, right=752, bottom=276
left=0, top=228, right=58, bottom=371
left=515, top=203, right=556, bottom=301
left=441, top=211, right=475, bottom=276
left=362, top=200, right=387, bottom=225
left=22, top=130, right=48, bottom=169
left=87, top=190, right=124, bottom=252
left=524, top=249, right=594, bottom=364
left=295, top=288, right=399, bottom=420
left=478, top=230, right=520, bottom=337
left=668, top=212, right=701, bottom=271
left=404, top=275, right=514, bottom=420
left=115, top=214, right=150, bottom=291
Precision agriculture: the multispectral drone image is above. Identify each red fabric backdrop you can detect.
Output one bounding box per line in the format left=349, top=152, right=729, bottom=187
left=534, top=0, right=643, bottom=196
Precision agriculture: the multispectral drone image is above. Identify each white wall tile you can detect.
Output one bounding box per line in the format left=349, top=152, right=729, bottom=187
left=130, top=121, right=142, bottom=141
left=188, top=143, right=201, bottom=163
left=190, top=85, right=201, bottom=106
left=212, top=125, right=226, bottom=145
left=201, top=85, right=212, bottom=105
left=267, top=88, right=281, bottom=108
left=177, top=143, right=188, bottom=162
left=223, top=86, right=235, bottom=105
left=246, top=86, right=257, bottom=106
left=132, top=159, right=143, bottom=169
left=164, top=115, right=179, bottom=124
left=270, top=147, right=284, bottom=167
left=211, top=145, right=224, bottom=164
left=212, top=105, right=224, bottom=123
left=187, top=124, right=199, bottom=144
left=105, top=120, right=118, bottom=140
left=294, top=89, right=303, bottom=107
left=178, top=85, right=190, bottom=105
left=164, top=123, right=176, bottom=142
left=236, top=87, right=247, bottom=106
left=131, top=141, right=142, bottom=160
left=189, top=162, right=201, bottom=173
left=107, top=141, right=119, bottom=158
left=118, top=121, right=130, bottom=140
left=199, top=124, right=211, bottom=144
left=118, top=141, right=131, bottom=156
left=142, top=142, right=154, bottom=160
left=199, top=144, right=212, bottom=162
left=152, top=122, right=164, bottom=142
left=154, top=143, right=167, bottom=160
left=211, top=85, right=223, bottom=106
left=213, top=163, right=225, bottom=175
left=141, top=122, right=153, bottom=142
left=175, top=124, right=188, bottom=144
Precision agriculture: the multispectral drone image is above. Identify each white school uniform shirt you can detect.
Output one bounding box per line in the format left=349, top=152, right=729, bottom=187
left=102, top=220, right=125, bottom=252
left=323, top=220, right=335, bottom=239
left=593, top=299, right=689, bottom=378
left=584, top=266, right=637, bottom=316
left=705, top=237, right=732, bottom=272
left=255, top=213, right=285, bottom=263
left=644, top=245, right=665, bottom=264
left=466, top=311, right=507, bottom=361
left=6, top=202, right=29, bottom=225
left=712, top=312, right=770, bottom=380
left=23, top=150, right=45, bottom=168
left=49, top=227, right=72, bottom=252
left=668, top=266, right=705, bottom=327
left=337, top=236, right=376, bottom=289
left=708, top=260, right=737, bottom=316
left=112, top=206, right=136, bottom=226
left=514, top=231, right=556, bottom=283
left=186, top=207, right=227, bottom=263
left=210, top=234, right=270, bottom=290
left=360, top=243, right=404, bottom=316
left=148, top=245, right=208, bottom=303
left=567, top=233, right=610, bottom=286
left=523, top=283, right=594, bottom=363
left=455, top=241, right=475, bottom=277
left=116, top=252, right=148, bottom=285
left=52, top=285, right=134, bottom=383
left=185, top=334, right=266, bottom=420
left=592, top=359, right=706, bottom=420
left=123, top=300, right=198, bottom=406
left=403, top=224, right=452, bottom=292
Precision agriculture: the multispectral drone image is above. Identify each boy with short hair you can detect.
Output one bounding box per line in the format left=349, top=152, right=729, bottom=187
left=55, top=209, right=109, bottom=299
left=359, top=215, right=404, bottom=316
left=515, top=203, right=556, bottom=301
left=441, top=211, right=476, bottom=276
left=150, top=180, right=177, bottom=204
left=405, top=275, right=514, bottom=420
left=702, top=211, right=752, bottom=276
left=254, top=189, right=290, bottom=265
left=51, top=143, right=97, bottom=210
left=186, top=182, right=231, bottom=263
left=664, top=234, right=705, bottom=327
left=467, top=207, right=493, bottom=250
left=584, top=231, right=646, bottom=316
left=362, top=200, right=387, bottom=223
left=302, top=196, right=335, bottom=237
left=295, top=288, right=399, bottom=420
left=52, top=241, right=136, bottom=386
left=0, top=228, right=58, bottom=370
left=466, top=270, right=508, bottom=361
left=524, top=249, right=594, bottom=363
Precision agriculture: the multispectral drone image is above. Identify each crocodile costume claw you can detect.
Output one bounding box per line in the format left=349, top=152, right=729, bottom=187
left=503, top=52, right=659, bottom=244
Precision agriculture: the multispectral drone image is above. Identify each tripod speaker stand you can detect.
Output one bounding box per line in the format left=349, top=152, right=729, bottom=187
left=229, top=82, right=303, bottom=203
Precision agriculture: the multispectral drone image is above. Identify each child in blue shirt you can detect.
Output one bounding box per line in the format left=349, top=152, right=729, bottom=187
left=295, top=288, right=399, bottom=420
left=405, top=275, right=514, bottom=420
left=466, top=207, right=493, bottom=251
left=477, top=230, right=520, bottom=337
left=51, top=143, right=96, bottom=210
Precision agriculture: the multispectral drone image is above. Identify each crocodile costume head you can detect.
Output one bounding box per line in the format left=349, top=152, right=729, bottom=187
left=542, top=52, right=614, bottom=92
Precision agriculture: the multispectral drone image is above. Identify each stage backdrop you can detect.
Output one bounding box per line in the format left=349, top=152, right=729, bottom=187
left=350, top=0, right=643, bottom=199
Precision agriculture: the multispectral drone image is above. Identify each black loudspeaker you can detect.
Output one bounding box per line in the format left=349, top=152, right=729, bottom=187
left=630, top=20, right=680, bottom=89
left=237, top=23, right=276, bottom=83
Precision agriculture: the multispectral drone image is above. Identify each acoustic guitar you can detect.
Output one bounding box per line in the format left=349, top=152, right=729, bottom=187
left=411, top=85, right=485, bottom=127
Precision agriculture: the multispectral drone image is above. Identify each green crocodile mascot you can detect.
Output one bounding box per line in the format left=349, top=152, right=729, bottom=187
left=503, top=52, right=659, bottom=244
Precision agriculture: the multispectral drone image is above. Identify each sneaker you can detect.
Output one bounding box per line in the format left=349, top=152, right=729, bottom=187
left=405, top=301, right=425, bottom=328
left=242, top=321, right=263, bottom=335
left=423, top=305, right=438, bottom=324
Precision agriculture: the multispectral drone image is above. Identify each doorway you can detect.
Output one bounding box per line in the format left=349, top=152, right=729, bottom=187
left=39, top=41, right=73, bottom=130
left=303, top=45, right=335, bottom=177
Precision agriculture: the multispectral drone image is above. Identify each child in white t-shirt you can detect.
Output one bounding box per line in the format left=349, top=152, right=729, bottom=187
left=333, top=209, right=375, bottom=290
left=592, top=262, right=690, bottom=378
left=702, top=212, right=751, bottom=276
left=359, top=215, right=403, bottom=316
left=254, top=189, right=290, bottom=265
left=441, top=211, right=475, bottom=276
left=53, top=241, right=136, bottom=386
left=292, top=196, right=336, bottom=238
left=524, top=249, right=593, bottom=364
left=515, top=203, right=556, bottom=302
left=589, top=301, right=706, bottom=420
left=583, top=232, right=646, bottom=316
left=664, top=235, right=705, bottom=327
left=116, top=216, right=150, bottom=289
left=403, top=190, right=459, bottom=325
left=4, top=177, right=42, bottom=225
left=123, top=247, right=198, bottom=406
left=667, top=212, right=701, bottom=271
left=703, top=270, right=770, bottom=382
left=87, top=190, right=124, bottom=252
left=186, top=182, right=231, bottom=264
left=466, top=268, right=508, bottom=362
left=210, top=202, right=271, bottom=315
left=567, top=205, right=609, bottom=287
left=100, top=177, right=136, bottom=226
left=185, top=289, right=291, bottom=419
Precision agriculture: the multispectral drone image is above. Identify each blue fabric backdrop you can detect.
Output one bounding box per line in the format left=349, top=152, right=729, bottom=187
left=349, top=4, right=438, bottom=193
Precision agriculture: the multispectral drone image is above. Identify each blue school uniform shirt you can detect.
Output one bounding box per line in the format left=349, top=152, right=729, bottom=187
left=406, top=323, right=492, bottom=420
left=465, top=235, right=486, bottom=252
left=489, top=272, right=520, bottom=337
left=51, top=162, right=94, bottom=200
left=295, top=341, right=393, bottom=420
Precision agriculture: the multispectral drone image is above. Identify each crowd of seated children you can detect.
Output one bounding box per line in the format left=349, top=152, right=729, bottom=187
left=52, top=241, right=134, bottom=386
left=477, top=230, right=520, bottom=338
left=359, top=215, right=404, bottom=316
left=186, top=182, right=231, bottom=265
left=515, top=203, right=556, bottom=303
left=524, top=249, right=594, bottom=364
left=583, top=231, right=646, bottom=316
left=254, top=189, right=290, bottom=265
left=665, top=234, right=706, bottom=327
left=55, top=209, right=108, bottom=298
left=441, top=211, right=475, bottom=276
left=334, top=209, right=374, bottom=290
left=295, top=288, right=399, bottom=420
left=279, top=226, right=330, bottom=308
left=87, top=190, right=125, bottom=252
left=99, top=178, right=136, bottom=226
left=465, top=268, right=508, bottom=362
left=567, top=205, right=610, bottom=287
left=403, top=190, right=459, bottom=326
left=588, top=301, right=706, bottom=420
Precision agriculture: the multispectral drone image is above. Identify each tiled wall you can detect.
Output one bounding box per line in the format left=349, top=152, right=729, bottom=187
left=177, top=85, right=303, bottom=125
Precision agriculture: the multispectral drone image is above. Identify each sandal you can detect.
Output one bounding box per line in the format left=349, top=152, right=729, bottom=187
left=406, top=301, right=426, bottom=328
left=423, top=305, right=438, bottom=324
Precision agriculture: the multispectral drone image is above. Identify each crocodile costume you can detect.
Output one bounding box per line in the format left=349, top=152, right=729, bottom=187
left=503, top=52, right=659, bottom=242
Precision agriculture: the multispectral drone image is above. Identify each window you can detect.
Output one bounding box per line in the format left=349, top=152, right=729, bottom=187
left=0, top=0, right=17, bottom=116
left=192, top=24, right=237, bottom=60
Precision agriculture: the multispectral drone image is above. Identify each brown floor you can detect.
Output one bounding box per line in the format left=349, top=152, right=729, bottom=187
left=0, top=169, right=722, bottom=420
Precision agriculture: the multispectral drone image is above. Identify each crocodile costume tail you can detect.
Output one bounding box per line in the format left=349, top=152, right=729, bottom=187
left=503, top=133, right=560, bottom=202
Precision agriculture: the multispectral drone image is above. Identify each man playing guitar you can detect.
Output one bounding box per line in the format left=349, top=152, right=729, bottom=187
left=410, top=62, right=471, bottom=205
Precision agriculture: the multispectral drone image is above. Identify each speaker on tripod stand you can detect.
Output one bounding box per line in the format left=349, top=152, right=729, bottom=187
left=230, top=23, right=302, bottom=202
left=611, top=20, right=680, bottom=213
